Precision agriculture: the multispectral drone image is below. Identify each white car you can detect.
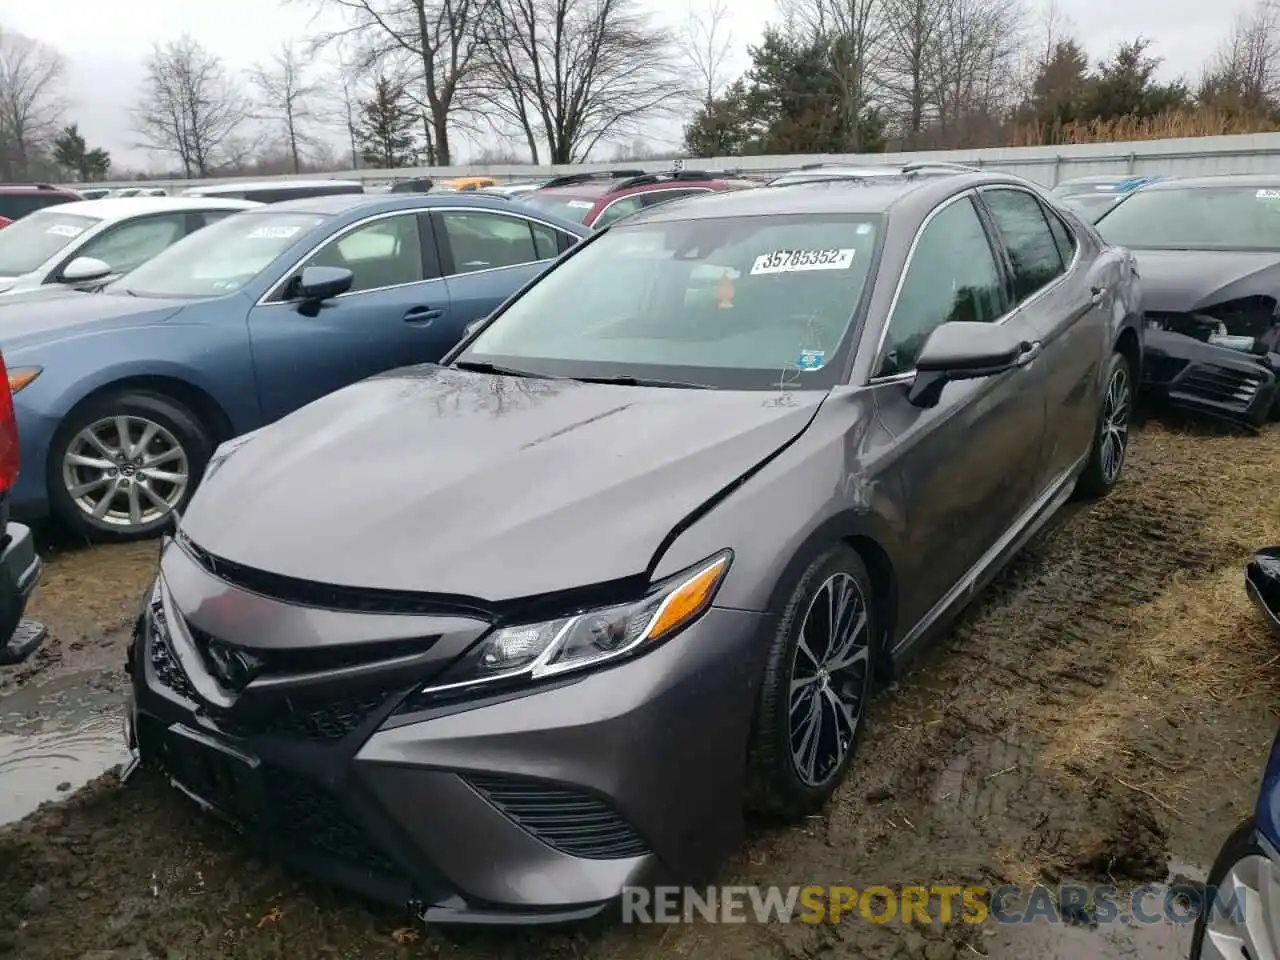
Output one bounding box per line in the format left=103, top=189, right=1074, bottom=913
left=0, top=196, right=261, bottom=296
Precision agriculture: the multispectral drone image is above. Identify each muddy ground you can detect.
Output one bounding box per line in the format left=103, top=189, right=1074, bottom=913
left=0, top=419, right=1277, bottom=959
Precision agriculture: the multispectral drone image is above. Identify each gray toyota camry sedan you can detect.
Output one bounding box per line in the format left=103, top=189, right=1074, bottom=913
left=126, top=163, right=1143, bottom=923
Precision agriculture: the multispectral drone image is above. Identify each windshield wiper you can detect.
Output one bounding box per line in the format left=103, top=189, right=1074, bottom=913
left=452, top=359, right=559, bottom=379
left=569, top=374, right=715, bottom=389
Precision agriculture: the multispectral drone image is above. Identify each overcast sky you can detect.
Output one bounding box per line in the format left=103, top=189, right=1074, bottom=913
left=2, top=0, right=1258, bottom=170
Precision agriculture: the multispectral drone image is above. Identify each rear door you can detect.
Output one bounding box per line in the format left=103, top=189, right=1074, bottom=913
left=976, top=186, right=1107, bottom=491
left=867, top=192, right=1048, bottom=633
left=247, top=210, right=451, bottom=421
left=432, top=208, right=579, bottom=333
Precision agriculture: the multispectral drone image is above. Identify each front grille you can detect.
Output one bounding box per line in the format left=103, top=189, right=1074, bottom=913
left=213, top=688, right=399, bottom=742
left=467, top=773, right=650, bottom=859
left=142, top=718, right=399, bottom=875
left=147, top=594, right=196, bottom=701
left=1178, top=365, right=1266, bottom=405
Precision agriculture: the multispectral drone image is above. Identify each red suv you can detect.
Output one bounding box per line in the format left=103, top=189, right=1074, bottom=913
left=521, top=169, right=758, bottom=229
left=0, top=183, right=80, bottom=223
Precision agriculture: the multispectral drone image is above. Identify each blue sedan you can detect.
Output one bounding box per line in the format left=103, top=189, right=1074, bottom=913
left=1, top=192, right=589, bottom=540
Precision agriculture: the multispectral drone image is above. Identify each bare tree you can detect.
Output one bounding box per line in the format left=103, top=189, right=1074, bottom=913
left=329, top=42, right=364, bottom=167
left=251, top=41, right=321, bottom=173
left=926, top=0, right=1026, bottom=142
left=880, top=0, right=946, bottom=136
left=134, top=35, right=251, bottom=177
left=1201, top=0, right=1280, bottom=112
left=299, top=0, right=490, bottom=166
left=0, top=28, right=67, bottom=180
left=779, top=0, right=885, bottom=151
left=682, top=0, right=734, bottom=109
left=477, top=0, right=682, bottom=164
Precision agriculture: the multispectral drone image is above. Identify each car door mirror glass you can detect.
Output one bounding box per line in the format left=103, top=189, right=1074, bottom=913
left=294, top=265, right=353, bottom=303
left=60, top=256, right=112, bottom=283
left=908, top=321, right=1025, bottom=407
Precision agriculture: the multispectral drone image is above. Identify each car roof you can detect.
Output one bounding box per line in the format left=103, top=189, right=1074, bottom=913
left=49, top=196, right=262, bottom=218
left=265, top=191, right=593, bottom=231
left=0, top=183, right=78, bottom=196
left=625, top=171, right=1021, bottom=223
left=1142, top=174, right=1278, bottom=190
left=187, top=179, right=364, bottom=194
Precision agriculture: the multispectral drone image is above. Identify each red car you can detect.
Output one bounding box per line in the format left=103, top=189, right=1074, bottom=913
left=521, top=169, right=759, bottom=229
left=0, top=182, right=80, bottom=223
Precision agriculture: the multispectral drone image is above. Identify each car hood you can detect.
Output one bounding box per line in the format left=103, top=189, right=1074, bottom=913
left=180, top=365, right=828, bottom=602
left=0, top=291, right=187, bottom=348
left=1132, top=249, right=1280, bottom=312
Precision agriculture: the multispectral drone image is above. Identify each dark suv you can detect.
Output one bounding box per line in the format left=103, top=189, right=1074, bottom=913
left=521, top=169, right=758, bottom=228
left=0, top=183, right=80, bottom=223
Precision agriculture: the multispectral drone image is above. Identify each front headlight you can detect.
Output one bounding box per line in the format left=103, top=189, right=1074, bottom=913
left=420, top=551, right=732, bottom=697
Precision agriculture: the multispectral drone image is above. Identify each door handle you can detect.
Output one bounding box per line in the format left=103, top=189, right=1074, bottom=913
left=1090, top=285, right=1107, bottom=306
left=1015, top=341, right=1042, bottom=367
left=404, top=306, right=443, bottom=324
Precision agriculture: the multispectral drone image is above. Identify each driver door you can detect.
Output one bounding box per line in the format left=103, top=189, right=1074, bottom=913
left=868, top=193, right=1048, bottom=633
left=246, top=211, right=450, bottom=423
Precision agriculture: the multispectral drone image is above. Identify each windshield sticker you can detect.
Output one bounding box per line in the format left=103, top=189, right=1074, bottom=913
left=797, top=349, right=826, bottom=371
left=1258, top=189, right=1280, bottom=199
left=46, top=224, right=85, bottom=238
left=715, top=271, right=735, bottom=309
left=247, top=224, right=303, bottom=240
left=751, top=249, right=855, bottom=275
left=567, top=200, right=594, bottom=209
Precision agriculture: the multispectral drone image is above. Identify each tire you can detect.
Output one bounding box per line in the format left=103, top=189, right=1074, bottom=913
left=747, top=544, right=878, bottom=821
left=1188, top=817, right=1276, bottom=959
left=1075, top=350, right=1133, bottom=501
left=47, top=390, right=214, bottom=542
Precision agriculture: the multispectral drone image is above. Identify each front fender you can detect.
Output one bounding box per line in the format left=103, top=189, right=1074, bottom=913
left=651, top=394, right=909, bottom=619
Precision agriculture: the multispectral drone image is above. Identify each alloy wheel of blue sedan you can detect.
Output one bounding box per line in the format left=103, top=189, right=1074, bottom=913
left=61, top=415, right=189, bottom=528
left=1201, top=852, right=1280, bottom=959
left=788, top=573, right=871, bottom=787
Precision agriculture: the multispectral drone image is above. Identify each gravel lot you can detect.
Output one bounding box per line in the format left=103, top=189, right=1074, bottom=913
left=0, top=419, right=1276, bottom=960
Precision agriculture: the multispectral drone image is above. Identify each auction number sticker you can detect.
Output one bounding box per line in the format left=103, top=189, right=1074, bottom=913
left=1258, top=189, right=1280, bottom=199
left=46, top=224, right=85, bottom=238
left=567, top=200, right=595, bottom=209
left=751, top=249, right=855, bottom=274
left=247, top=224, right=302, bottom=239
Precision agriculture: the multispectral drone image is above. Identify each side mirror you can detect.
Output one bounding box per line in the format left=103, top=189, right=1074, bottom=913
left=907, top=321, right=1035, bottom=408
left=293, top=265, right=353, bottom=304
left=60, top=256, right=112, bottom=283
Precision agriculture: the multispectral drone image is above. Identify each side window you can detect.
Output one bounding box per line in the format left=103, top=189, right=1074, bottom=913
left=878, top=197, right=1005, bottom=378
left=981, top=188, right=1065, bottom=304
left=439, top=211, right=542, bottom=274
left=199, top=210, right=238, bottom=228
left=1046, top=209, right=1077, bottom=265
left=592, top=196, right=644, bottom=229
left=529, top=220, right=560, bottom=260
left=74, top=214, right=188, bottom=274
left=301, top=213, right=424, bottom=295
left=639, top=188, right=708, bottom=208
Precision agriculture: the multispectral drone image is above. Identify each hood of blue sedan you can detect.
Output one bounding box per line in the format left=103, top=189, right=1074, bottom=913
left=179, top=365, right=828, bottom=602
left=0, top=290, right=188, bottom=348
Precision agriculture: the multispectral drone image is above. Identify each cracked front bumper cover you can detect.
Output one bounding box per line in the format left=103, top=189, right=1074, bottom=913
left=1247, top=548, right=1280, bottom=638
left=1141, top=329, right=1279, bottom=427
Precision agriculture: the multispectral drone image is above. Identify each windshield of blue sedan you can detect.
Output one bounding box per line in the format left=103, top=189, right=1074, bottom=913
left=1095, top=187, right=1280, bottom=250
left=0, top=210, right=100, bottom=276
left=461, top=214, right=880, bottom=389
left=111, top=210, right=329, bottom=298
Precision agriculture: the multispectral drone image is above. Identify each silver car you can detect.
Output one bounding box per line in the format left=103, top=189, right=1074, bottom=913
left=0, top=197, right=261, bottom=295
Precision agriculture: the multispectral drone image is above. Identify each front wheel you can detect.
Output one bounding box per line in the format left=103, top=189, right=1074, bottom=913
left=48, top=391, right=214, bottom=542
left=1075, top=350, right=1132, bottom=501
left=747, top=544, right=878, bottom=821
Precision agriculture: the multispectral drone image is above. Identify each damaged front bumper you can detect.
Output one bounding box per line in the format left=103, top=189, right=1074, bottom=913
left=1247, top=548, right=1280, bottom=638
left=1141, top=328, right=1280, bottom=427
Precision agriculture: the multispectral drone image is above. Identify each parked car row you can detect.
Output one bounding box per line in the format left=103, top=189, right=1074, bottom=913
left=118, top=161, right=1146, bottom=923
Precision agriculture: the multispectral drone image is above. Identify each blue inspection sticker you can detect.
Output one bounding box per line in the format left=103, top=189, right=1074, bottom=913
left=797, top=349, right=826, bottom=371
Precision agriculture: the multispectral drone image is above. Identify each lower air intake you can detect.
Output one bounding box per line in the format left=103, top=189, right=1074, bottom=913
left=466, top=772, right=650, bottom=860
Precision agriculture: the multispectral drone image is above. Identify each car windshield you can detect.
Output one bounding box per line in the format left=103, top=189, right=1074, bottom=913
left=1095, top=186, right=1280, bottom=250
left=1053, top=181, right=1121, bottom=197
left=0, top=210, right=100, bottom=276
left=1059, top=193, right=1121, bottom=219
left=112, top=210, right=329, bottom=298
left=460, top=213, right=881, bottom=389
left=520, top=193, right=595, bottom=223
